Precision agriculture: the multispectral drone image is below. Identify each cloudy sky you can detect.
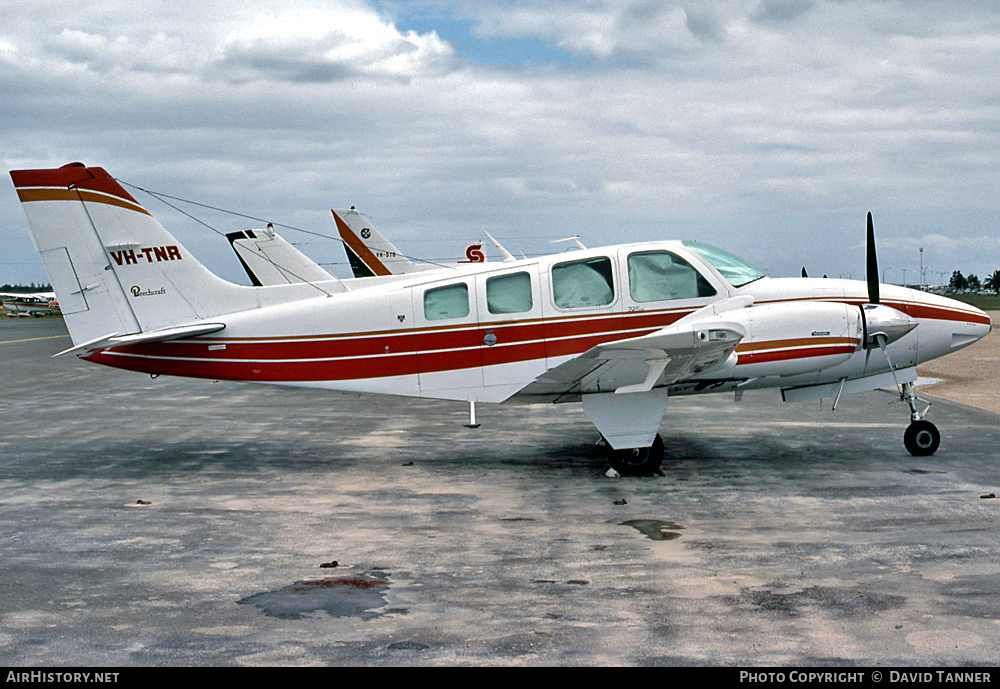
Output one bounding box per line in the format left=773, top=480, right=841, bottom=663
left=2, top=0, right=998, bottom=287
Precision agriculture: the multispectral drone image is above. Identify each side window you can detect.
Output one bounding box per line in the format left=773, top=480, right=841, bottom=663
left=486, top=272, right=533, bottom=314
left=627, top=250, right=717, bottom=302
left=551, top=256, right=614, bottom=309
left=424, top=283, right=469, bottom=320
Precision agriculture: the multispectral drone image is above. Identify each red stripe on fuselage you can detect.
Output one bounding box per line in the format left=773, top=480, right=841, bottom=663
left=81, top=293, right=982, bottom=383
left=83, top=309, right=687, bottom=382
left=757, top=296, right=991, bottom=327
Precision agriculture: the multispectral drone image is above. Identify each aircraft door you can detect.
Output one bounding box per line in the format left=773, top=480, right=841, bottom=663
left=476, top=266, right=546, bottom=396
left=382, top=288, right=419, bottom=397
left=412, top=279, right=484, bottom=398
left=541, top=254, right=623, bottom=371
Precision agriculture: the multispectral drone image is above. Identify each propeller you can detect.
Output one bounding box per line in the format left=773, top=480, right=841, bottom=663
left=859, top=212, right=916, bottom=377
left=866, top=211, right=879, bottom=305
left=801, top=267, right=808, bottom=278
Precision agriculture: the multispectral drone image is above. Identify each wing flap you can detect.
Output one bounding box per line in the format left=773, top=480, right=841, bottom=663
left=521, top=317, right=746, bottom=399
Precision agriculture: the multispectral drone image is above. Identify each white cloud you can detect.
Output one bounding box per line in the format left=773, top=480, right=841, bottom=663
left=214, top=7, right=455, bottom=83
left=2, top=0, right=1000, bottom=285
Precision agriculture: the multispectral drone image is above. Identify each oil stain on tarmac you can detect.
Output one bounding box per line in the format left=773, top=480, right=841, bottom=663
left=238, top=572, right=396, bottom=620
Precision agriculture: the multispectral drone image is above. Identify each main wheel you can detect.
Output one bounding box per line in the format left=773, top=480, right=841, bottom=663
left=904, top=420, right=940, bottom=456
left=607, top=434, right=665, bottom=475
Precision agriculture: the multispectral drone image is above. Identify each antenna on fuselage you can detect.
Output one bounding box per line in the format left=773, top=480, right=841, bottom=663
left=552, top=236, right=586, bottom=250
left=484, top=231, right=516, bottom=262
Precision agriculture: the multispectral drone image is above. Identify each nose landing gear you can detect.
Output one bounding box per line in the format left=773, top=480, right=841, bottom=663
left=900, top=381, right=939, bottom=456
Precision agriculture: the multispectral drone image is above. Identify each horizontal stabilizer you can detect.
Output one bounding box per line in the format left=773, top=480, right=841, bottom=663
left=54, top=322, right=226, bottom=358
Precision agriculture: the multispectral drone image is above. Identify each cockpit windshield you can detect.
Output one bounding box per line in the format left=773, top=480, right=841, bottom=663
left=683, top=241, right=765, bottom=288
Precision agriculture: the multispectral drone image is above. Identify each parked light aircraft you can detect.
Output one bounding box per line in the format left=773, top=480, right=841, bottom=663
left=226, top=209, right=490, bottom=285
left=9, top=163, right=992, bottom=473
left=1, top=291, right=59, bottom=316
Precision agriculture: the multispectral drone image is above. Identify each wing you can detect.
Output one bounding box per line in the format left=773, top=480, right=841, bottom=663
left=515, top=313, right=746, bottom=401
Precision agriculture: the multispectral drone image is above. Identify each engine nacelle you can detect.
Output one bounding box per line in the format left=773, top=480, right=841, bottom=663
left=735, top=301, right=863, bottom=377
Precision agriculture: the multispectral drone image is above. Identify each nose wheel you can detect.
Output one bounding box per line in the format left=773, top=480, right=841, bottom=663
left=605, top=434, right=665, bottom=475
left=900, top=381, right=939, bottom=456
left=904, top=419, right=940, bottom=456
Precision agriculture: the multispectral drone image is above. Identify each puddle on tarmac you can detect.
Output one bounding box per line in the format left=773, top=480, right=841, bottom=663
left=620, top=519, right=684, bottom=541
left=238, top=573, right=392, bottom=620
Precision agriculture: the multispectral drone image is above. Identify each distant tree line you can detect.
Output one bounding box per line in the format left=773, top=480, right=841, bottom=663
left=1, top=283, right=53, bottom=292
left=950, top=270, right=1000, bottom=294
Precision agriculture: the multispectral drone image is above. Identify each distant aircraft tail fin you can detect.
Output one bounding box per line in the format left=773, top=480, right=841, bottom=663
left=226, top=226, right=334, bottom=286
left=333, top=208, right=438, bottom=277
left=9, top=163, right=257, bottom=347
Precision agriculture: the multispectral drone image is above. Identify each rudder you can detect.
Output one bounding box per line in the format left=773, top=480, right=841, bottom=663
left=10, top=163, right=254, bottom=347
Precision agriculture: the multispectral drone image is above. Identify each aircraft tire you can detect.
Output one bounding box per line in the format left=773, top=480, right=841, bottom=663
left=607, top=434, right=665, bottom=475
left=904, top=420, right=940, bottom=456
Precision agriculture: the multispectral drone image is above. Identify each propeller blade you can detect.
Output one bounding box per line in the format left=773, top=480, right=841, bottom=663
left=801, top=267, right=808, bottom=278
left=866, top=212, right=879, bottom=304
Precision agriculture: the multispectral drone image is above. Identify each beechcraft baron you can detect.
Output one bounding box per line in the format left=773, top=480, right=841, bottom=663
left=9, top=163, right=992, bottom=474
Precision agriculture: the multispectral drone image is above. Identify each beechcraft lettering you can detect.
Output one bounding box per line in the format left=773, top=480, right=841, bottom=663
left=109, top=245, right=182, bottom=266
left=131, top=286, right=167, bottom=297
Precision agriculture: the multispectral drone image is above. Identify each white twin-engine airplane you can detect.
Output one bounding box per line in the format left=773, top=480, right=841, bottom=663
left=9, top=163, right=992, bottom=474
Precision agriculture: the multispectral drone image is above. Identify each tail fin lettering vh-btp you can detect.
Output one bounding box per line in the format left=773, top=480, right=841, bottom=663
left=334, top=208, right=442, bottom=277
left=9, top=162, right=991, bottom=474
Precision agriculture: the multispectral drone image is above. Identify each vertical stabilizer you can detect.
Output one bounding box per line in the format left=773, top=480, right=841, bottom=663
left=9, top=163, right=256, bottom=346
left=227, top=227, right=334, bottom=286
left=333, top=208, right=438, bottom=277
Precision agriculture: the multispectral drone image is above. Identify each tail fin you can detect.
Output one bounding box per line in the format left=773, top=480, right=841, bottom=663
left=333, top=208, right=438, bottom=277
left=9, top=163, right=255, bottom=347
left=227, top=226, right=334, bottom=286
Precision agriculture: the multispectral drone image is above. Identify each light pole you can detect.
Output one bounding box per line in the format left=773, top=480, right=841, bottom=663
left=883, top=266, right=893, bottom=284
left=919, top=247, right=924, bottom=289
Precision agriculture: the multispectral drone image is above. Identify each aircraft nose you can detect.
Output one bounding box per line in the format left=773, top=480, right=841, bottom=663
left=950, top=302, right=991, bottom=348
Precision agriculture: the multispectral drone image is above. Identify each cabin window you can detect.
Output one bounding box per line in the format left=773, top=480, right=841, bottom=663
left=486, top=272, right=533, bottom=314
left=551, top=256, right=614, bottom=309
left=424, top=283, right=470, bottom=320
left=627, top=250, right=717, bottom=302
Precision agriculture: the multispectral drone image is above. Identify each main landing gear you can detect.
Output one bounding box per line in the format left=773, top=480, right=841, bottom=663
left=604, top=433, right=665, bottom=476
left=900, top=381, right=940, bottom=456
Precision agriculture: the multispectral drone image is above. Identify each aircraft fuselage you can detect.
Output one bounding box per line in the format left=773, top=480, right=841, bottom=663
left=80, top=242, right=990, bottom=405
